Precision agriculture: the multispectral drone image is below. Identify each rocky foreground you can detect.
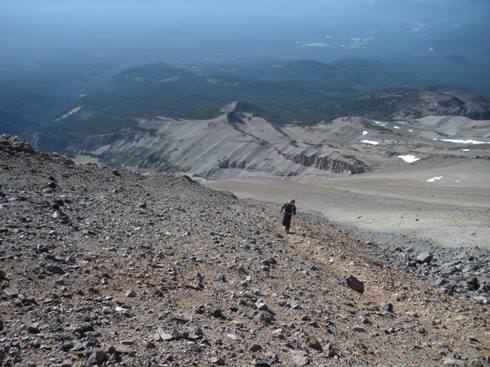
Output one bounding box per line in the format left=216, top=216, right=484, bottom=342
left=0, top=135, right=489, bottom=367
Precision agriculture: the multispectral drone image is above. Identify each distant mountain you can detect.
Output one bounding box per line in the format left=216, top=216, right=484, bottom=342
left=352, top=89, right=490, bottom=121
left=0, top=79, right=85, bottom=136
left=216, top=59, right=424, bottom=91
left=31, top=61, right=490, bottom=152
left=283, top=59, right=423, bottom=90
left=0, top=107, right=36, bottom=135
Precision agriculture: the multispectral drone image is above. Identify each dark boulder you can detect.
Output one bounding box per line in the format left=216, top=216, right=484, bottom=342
left=345, top=275, right=365, bottom=294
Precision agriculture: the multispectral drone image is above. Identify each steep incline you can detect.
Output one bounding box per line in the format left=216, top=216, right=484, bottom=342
left=93, top=107, right=369, bottom=178
left=0, top=135, right=488, bottom=366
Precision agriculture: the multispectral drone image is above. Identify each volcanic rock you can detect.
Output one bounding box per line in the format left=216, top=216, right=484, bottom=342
left=345, top=275, right=365, bottom=293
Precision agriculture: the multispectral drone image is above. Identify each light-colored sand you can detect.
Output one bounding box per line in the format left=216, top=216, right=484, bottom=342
left=73, top=154, right=102, bottom=165
left=208, top=159, right=490, bottom=249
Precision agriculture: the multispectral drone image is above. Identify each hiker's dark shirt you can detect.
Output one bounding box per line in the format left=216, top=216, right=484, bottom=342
left=281, top=203, right=296, bottom=216
left=281, top=203, right=296, bottom=229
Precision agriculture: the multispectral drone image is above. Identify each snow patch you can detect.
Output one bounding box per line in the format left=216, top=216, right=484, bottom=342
left=462, top=149, right=471, bottom=152
left=398, top=155, right=420, bottom=164
left=361, top=140, right=379, bottom=146
left=373, top=120, right=387, bottom=126
left=55, top=106, right=82, bottom=121
left=393, top=126, right=400, bottom=129
left=362, top=130, right=368, bottom=136
left=304, top=42, right=331, bottom=48
left=441, top=138, right=490, bottom=145
left=427, top=176, right=443, bottom=183
left=160, top=76, right=180, bottom=83
left=92, top=144, right=112, bottom=155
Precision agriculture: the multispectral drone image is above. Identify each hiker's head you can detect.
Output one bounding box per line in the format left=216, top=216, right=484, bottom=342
left=290, top=199, right=295, bottom=203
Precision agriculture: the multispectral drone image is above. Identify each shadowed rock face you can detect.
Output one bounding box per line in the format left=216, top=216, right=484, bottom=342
left=436, top=96, right=490, bottom=120
left=217, top=151, right=367, bottom=175
left=288, top=151, right=367, bottom=174
left=419, top=92, right=490, bottom=120
left=226, top=111, right=243, bottom=125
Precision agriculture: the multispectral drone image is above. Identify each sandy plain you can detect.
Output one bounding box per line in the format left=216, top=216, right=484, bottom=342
left=209, top=158, right=490, bottom=249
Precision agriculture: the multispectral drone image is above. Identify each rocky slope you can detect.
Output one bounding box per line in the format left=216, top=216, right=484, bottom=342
left=362, top=90, right=490, bottom=121
left=55, top=100, right=490, bottom=180
left=89, top=103, right=372, bottom=179
left=1, top=135, right=489, bottom=367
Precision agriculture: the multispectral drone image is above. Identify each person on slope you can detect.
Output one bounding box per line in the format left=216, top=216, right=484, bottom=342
left=281, top=199, right=296, bottom=234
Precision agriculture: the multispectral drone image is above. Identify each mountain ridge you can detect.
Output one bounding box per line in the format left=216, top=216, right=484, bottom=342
left=30, top=60, right=490, bottom=157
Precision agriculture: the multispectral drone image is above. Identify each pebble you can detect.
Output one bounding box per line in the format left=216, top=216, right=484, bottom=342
left=249, top=344, right=263, bottom=353
left=88, top=351, right=108, bottom=365
left=254, top=310, right=274, bottom=324
left=345, top=275, right=365, bottom=293
left=290, top=350, right=309, bottom=366
left=158, top=329, right=175, bottom=341
left=357, top=315, right=371, bottom=324
left=209, top=357, right=225, bottom=365
left=77, top=322, right=94, bottom=334
left=255, top=300, right=269, bottom=311
left=253, top=359, right=272, bottom=367
left=27, top=323, right=40, bottom=334
left=47, top=265, right=65, bottom=275
left=306, top=335, right=322, bottom=351
left=416, top=253, right=433, bottom=264
left=3, top=287, right=20, bottom=297
left=114, top=343, right=133, bottom=354
left=125, top=289, right=136, bottom=298
left=379, top=301, right=394, bottom=313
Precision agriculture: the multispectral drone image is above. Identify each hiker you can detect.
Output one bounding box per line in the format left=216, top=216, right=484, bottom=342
left=281, top=199, right=296, bottom=234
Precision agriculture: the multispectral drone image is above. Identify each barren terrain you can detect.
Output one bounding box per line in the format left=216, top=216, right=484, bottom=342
left=1, top=135, right=489, bottom=366
left=209, top=158, right=490, bottom=250
left=71, top=101, right=490, bottom=182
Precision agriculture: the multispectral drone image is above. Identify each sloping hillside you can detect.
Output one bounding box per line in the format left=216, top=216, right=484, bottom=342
left=90, top=103, right=370, bottom=178
left=0, top=135, right=488, bottom=366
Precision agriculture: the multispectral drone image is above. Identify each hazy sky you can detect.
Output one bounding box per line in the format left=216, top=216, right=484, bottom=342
left=1, top=0, right=489, bottom=77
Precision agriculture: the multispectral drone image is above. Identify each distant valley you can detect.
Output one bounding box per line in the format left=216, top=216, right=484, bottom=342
left=1, top=59, right=489, bottom=179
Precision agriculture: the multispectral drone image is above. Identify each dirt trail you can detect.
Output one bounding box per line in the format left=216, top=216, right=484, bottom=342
left=285, top=224, right=488, bottom=355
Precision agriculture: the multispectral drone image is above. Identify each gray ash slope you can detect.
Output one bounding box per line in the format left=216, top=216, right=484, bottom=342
left=0, top=135, right=489, bottom=367
left=278, top=202, right=490, bottom=301
left=242, top=195, right=490, bottom=302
